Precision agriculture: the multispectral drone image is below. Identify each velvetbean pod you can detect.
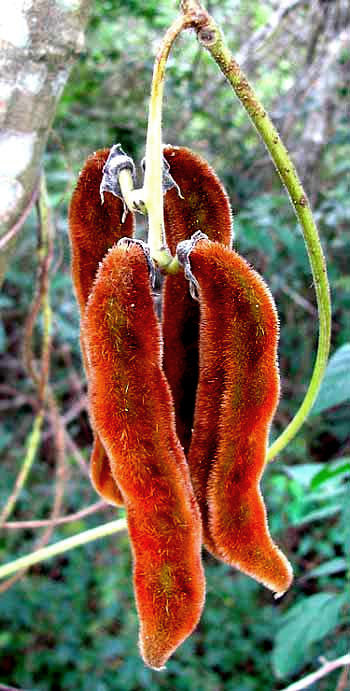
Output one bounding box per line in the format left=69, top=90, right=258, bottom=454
left=69, top=148, right=134, bottom=506
left=177, top=232, right=293, bottom=596
left=162, top=145, right=232, bottom=453
left=83, top=240, right=205, bottom=669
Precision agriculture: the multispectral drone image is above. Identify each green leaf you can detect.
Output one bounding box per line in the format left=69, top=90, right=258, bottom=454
left=272, top=593, right=345, bottom=678
left=303, top=557, right=347, bottom=579
left=311, top=344, right=350, bottom=415
left=284, top=463, right=324, bottom=487
left=311, top=458, right=350, bottom=489
left=339, top=486, right=350, bottom=554
left=293, top=503, right=342, bottom=526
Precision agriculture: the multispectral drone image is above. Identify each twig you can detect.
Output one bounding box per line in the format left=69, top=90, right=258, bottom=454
left=36, top=178, right=54, bottom=403
left=280, top=654, right=350, bottom=691
left=34, top=179, right=68, bottom=549
left=0, top=394, right=37, bottom=411
left=0, top=177, right=54, bottom=529
left=0, top=178, right=40, bottom=251
left=42, top=394, right=88, bottom=442
left=0, top=175, right=67, bottom=594
left=236, top=0, right=307, bottom=66
left=336, top=664, right=349, bottom=691
left=278, top=279, right=317, bottom=316
left=0, top=392, right=68, bottom=594
left=1, top=500, right=107, bottom=529
left=0, top=412, right=44, bottom=524
left=0, top=384, right=32, bottom=397
left=59, top=343, right=86, bottom=398
left=22, top=176, right=53, bottom=403
left=64, top=431, right=90, bottom=476
left=0, top=519, right=127, bottom=580
left=40, top=392, right=68, bottom=541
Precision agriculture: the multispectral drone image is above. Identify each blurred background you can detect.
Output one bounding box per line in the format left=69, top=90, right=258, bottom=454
left=0, top=1, right=349, bottom=689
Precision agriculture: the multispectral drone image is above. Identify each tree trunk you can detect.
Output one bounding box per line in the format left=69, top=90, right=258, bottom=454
left=0, top=0, right=92, bottom=285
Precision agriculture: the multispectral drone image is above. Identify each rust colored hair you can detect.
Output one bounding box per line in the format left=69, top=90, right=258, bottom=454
left=69, top=148, right=134, bottom=506
left=83, top=241, right=205, bottom=669
left=162, top=145, right=232, bottom=453
left=179, top=233, right=293, bottom=595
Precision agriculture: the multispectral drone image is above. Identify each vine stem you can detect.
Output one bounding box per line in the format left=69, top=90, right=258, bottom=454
left=180, top=0, right=331, bottom=461
left=0, top=413, right=44, bottom=524
left=0, top=519, right=127, bottom=580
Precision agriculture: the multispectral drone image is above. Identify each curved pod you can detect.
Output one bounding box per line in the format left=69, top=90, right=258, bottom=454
left=83, top=242, right=205, bottom=669
left=180, top=234, right=293, bottom=595
left=162, top=145, right=232, bottom=453
left=69, top=149, right=134, bottom=506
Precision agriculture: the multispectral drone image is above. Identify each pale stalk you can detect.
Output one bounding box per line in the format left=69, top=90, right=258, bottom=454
left=143, top=16, right=188, bottom=267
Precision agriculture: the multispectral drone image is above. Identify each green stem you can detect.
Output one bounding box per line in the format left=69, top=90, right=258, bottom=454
left=182, top=3, right=331, bottom=460
left=0, top=413, right=44, bottom=524
left=0, top=518, right=127, bottom=580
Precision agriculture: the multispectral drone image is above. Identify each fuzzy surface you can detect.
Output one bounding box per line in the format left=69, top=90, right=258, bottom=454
left=83, top=243, right=205, bottom=669
left=162, top=146, right=232, bottom=454
left=69, top=149, right=134, bottom=506
left=187, top=238, right=293, bottom=595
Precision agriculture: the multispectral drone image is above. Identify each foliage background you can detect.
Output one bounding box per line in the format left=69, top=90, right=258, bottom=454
left=0, top=1, right=349, bottom=689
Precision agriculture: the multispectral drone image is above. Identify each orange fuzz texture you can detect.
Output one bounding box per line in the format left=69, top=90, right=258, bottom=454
left=83, top=242, right=205, bottom=669
left=69, top=149, right=134, bottom=507
left=186, top=237, right=293, bottom=595
left=162, top=146, right=232, bottom=454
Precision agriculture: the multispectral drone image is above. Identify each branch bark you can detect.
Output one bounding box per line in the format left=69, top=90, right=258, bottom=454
left=0, top=0, right=92, bottom=285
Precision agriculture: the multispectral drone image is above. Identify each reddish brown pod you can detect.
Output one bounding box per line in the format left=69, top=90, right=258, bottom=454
left=162, top=146, right=232, bottom=453
left=69, top=148, right=134, bottom=506
left=178, top=232, right=293, bottom=595
left=83, top=241, right=205, bottom=669
left=69, top=148, right=134, bottom=311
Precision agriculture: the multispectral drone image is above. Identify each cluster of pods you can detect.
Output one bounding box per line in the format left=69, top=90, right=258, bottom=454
left=69, top=145, right=293, bottom=670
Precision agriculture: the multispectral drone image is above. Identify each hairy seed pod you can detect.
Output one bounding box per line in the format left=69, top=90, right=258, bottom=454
left=178, top=233, right=293, bottom=595
left=83, top=241, right=205, bottom=669
left=69, top=148, right=134, bottom=506
left=162, top=146, right=233, bottom=453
